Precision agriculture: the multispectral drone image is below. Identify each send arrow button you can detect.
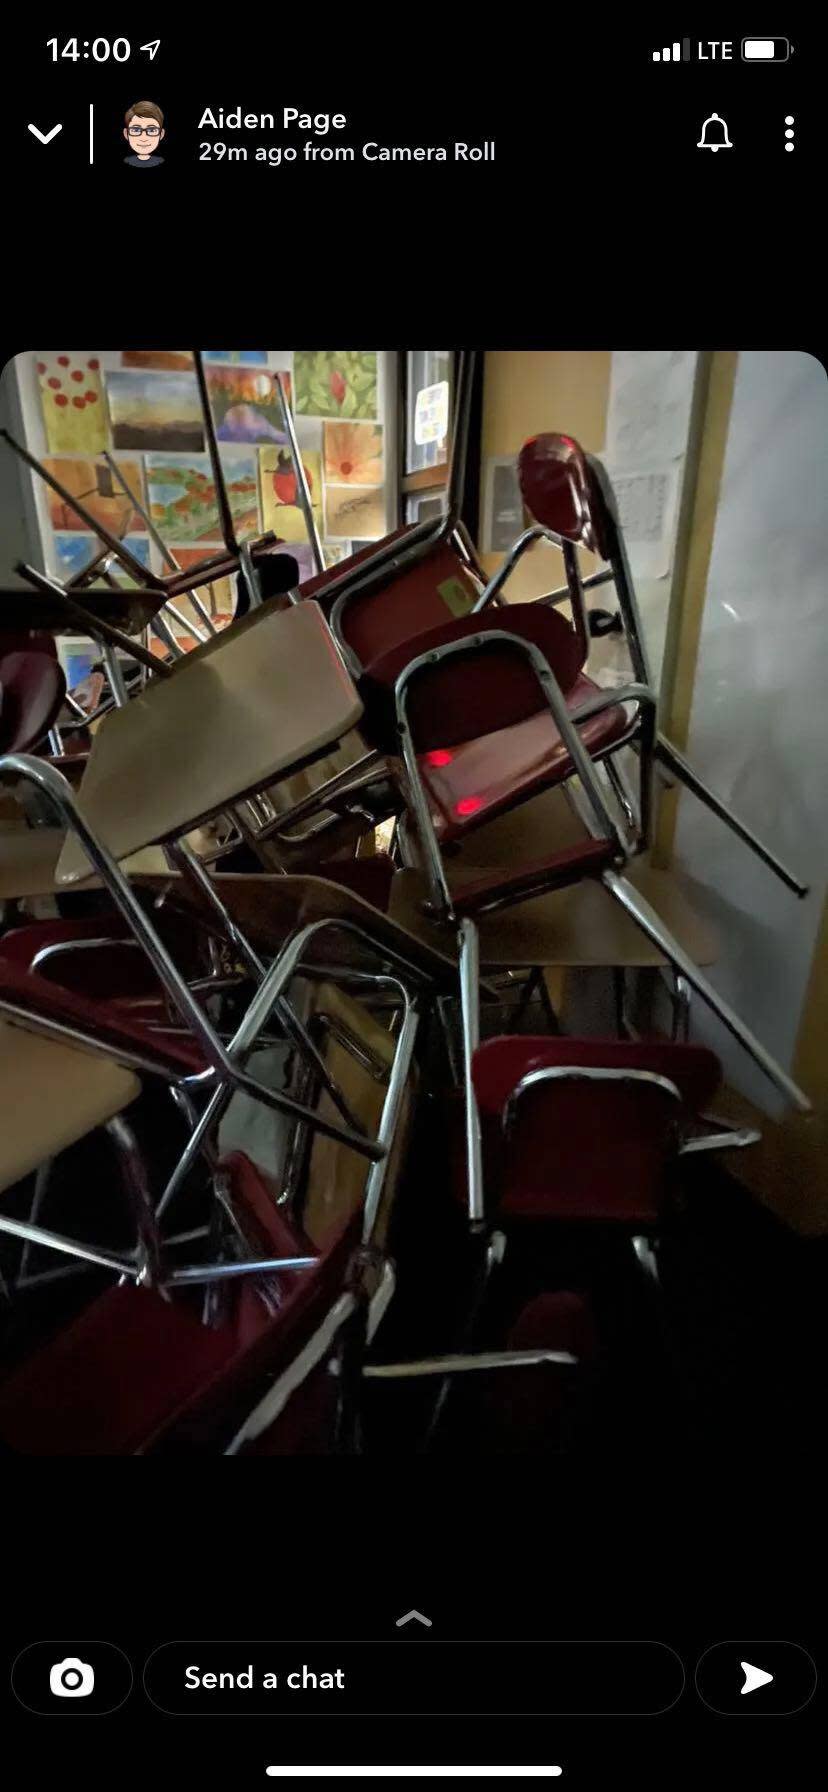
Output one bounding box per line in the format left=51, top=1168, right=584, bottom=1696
left=741, top=1662, right=773, bottom=1696
left=696, top=1642, right=816, bottom=1714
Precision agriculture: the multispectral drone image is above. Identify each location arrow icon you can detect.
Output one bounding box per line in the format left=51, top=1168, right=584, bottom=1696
left=741, top=1661, right=774, bottom=1696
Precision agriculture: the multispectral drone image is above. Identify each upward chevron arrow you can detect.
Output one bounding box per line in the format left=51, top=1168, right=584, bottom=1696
left=395, top=1610, right=432, bottom=1628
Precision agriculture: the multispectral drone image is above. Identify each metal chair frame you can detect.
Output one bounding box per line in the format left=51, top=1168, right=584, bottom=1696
left=0, top=754, right=430, bottom=1302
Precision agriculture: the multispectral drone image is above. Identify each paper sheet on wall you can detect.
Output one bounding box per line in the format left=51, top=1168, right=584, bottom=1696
left=602, top=463, right=681, bottom=580
left=482, top=455, right=524, bottom=553
left=605, top=350, right=697, bottom=466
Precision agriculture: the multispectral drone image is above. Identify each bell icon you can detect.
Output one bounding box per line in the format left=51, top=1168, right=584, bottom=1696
left=698, top=112, right=733, bottom=151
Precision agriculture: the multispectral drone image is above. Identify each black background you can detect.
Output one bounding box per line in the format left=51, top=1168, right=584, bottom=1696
left=1, top=14, right=825, bottom=1789
left=2, top=18, right=822, bottom=353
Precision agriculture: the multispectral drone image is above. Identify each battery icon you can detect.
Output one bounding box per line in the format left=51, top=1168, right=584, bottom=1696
left=742, top=38, right=791, bottom=61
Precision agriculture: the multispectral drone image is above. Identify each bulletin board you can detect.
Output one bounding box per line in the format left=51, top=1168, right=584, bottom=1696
left=10, top=347, right=398, bottom=635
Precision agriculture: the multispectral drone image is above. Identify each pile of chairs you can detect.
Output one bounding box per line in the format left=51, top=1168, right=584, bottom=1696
left=0, top=364, right=810, bottom=1456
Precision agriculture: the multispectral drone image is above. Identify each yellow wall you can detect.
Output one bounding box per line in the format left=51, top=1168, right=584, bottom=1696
left=479, top=351, right=611, bottom=600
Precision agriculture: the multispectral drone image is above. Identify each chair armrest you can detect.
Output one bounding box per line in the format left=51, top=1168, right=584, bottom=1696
left=568, top=681, right=655, bottom=726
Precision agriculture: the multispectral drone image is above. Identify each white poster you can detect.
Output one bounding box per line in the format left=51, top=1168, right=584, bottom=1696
left=605, top=350, right=698, bottom=466
left=602, top=463, right=682, bottom=580
left=414, top=380, right=450, bottom=446
left=482, top=455, right=524, bottom=553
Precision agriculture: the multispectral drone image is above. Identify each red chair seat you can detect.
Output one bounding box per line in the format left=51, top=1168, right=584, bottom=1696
left=420, top=675, right=630, bottom=843
left=0, top=1152, right=353, bottom=1455
left=0, top=954, right=205, bottom=1076
left=359, top=606, right=630, bottom=846
left=0, top=1283, right=233, bottom=1455
left=0, top=651, right=65, bottom=753
left=472, top=1036, right=721, bottom=1224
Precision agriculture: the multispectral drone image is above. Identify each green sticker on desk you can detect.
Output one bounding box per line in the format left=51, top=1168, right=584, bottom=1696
left=438, top=576, right=475, bottom=619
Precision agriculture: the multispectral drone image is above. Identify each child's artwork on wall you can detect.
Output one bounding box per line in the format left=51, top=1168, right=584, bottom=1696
left=294, top=351, right=378, bottom=420
left=38, top=354, right=107, bottom=454
left=42, top=456, right=146, bottom=535
left=323, top=542, right=352, bottom=566
left=206, top=366, right=291, bottom=445
left=324, top=483, right=386, bottom=540
left=204, top=351, right=268, bottom=365
left=259, top=447, right=322, bottom=542
left=323, top=420, right=383, bottom=485
left=106, top=371, right=205, bottom=452
left=168, top=546, right=236, bottom=622
left=54, top=532, right=151, bottom=587
left=122, top=351, right=194, bottom=371
left=146, top=453, right=259, bottom=543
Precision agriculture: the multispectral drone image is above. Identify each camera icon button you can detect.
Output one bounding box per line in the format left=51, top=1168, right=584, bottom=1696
left=12, top=1642, right=132, bottom=1716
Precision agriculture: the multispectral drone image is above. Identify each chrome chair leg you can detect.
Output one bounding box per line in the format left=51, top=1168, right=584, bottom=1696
left=603, top=870, right=810, bottom=1112
left=458, top=918, right=485, bottom=1226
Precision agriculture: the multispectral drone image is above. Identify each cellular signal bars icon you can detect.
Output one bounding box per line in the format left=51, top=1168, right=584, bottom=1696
left=653, top=40, right=691, bottom=61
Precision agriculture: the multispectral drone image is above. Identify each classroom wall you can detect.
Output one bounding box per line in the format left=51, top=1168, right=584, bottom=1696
left=478, top=350, right=611, bottom=599
left=673, top=351, right=828, bottom=1124
left=0, top=363, right=41, bottom=584
left=478, top=349, right=700, bottom=685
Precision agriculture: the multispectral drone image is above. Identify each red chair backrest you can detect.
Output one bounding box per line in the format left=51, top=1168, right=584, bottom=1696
left=518, top=434, right=615, bottom=561
left=360, top=602, right=586, bottom=755
left=473, top=1035, right=721, bottom=1223
left=0, top=651, right=65, bottom=753
left=0, top=1152, right=356, bottom=1455
left=299, top=527, right=483, bottom=669
left=0, top=631, right=58, bottom=658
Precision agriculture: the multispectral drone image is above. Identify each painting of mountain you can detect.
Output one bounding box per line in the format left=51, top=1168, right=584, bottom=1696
left=106, top=371, right=205, bottom=452
left=207, top=366, right=292, bottom=445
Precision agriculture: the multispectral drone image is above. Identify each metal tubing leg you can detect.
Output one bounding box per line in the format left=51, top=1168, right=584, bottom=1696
left=275, top=374, right=325, bottom=574
left=656, top=733, right=809, bottom=898
left=187, top=588, right=219, bottom=635
left=167, top=1255, right=317, bottom=1286
left=193, top=350, right=239, bottom=556
left=163, top=600, right=207, bottom=644
left=167, top=838, right=365, bottom=1134
left=155, top=1082, right=234, bottom=1220
left=101, top=641, right=129, bottom=707
left=106, top=1113, right=163, bottom=1287
left=15, top=1157, right=53, bottom=1285
left=0, top=1213, right=134, bottom=1278
left=603, top=871, right=811, bottom=1112
left=364, top=1347, right=578, bottom=1378
left=604, top=754, right=640, bottom=838
left=631, top=1235, right=660, bottom=1286
left=423, top=1229, right=507, bottom=1448
left=239, top=540, right=264, bottom=609
left=361, top=997, right=420, bottom=1244
left=671, top=971, right=692, bottom=1043
left=459, top=918, right=485, bottom=1225
left=436, top=993, right=461, bottom=1084
left=153, top=611, right=185, bottom=658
